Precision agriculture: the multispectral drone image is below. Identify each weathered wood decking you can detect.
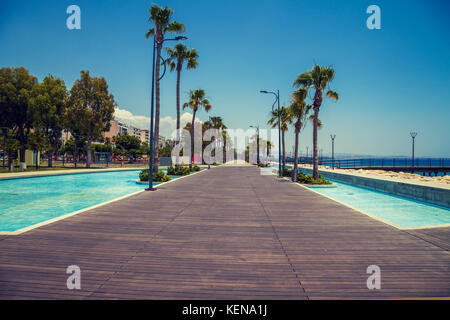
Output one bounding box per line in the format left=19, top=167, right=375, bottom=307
left=0, top=166, right=448, bottom=299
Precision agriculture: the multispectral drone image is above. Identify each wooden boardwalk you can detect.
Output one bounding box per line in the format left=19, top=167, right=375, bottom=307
left=0, top=166, right=448, bottom=299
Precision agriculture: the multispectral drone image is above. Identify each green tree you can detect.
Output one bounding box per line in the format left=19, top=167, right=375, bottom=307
left=166, top=43, right=198, bottom=164
left=289, top=88, right=313, bottom=182
left=268, top=106, right=291, bottom=170
left=27, top=129, right=46, bottom=170
left=114, top=133, right=142, bottom=160
left=207, top=116, right=226, bottom=161
left=29, top=75, right=68, bottom=167
left=183, top=89, right=212, bottom=169
left=146, top=4, right=185, bottom=171
left=293, top=64, right=338, bottom=180
left=0, top=67, right=38, bottom=171
left=68, top=70, right=116, bottom=168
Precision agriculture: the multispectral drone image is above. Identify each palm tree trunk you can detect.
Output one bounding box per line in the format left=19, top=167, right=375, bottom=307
left=153, top=38, right=162, bottom=172
left=48, top=149, right=53, bottom=167
left=74, top=146, right=78, bottom=168
left=282, top=130, right=286, bottom=170
left=312, top=89, right=323, bottom=180
left=293, top=123, right=300, bottom=182
left=312, top=107, right=319, bottom=180
left=7, top=149, right=13, bottom=172
left=19, top=128, right=26, bottom=171
left=190, top=111, right=196, bottom=170
left=86, top=139, right=92, bottom=168
left=175, top=67, right=181, bottom=166
left=223, top=135, right=226, bottom=164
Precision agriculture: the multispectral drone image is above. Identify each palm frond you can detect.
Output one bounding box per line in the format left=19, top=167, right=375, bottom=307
left=145, top=28, right=155, bottom=39
left=325, top=90, right=338, bottom=101
left=293, top=71, right=312, bottom=88
left=166, top=21, right=185, bottom=33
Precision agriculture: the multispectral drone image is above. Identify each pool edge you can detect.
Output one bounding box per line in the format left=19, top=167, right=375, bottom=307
left=0, top=166, right=214, bottom=235
left=284, top=177, right=450, bottom=231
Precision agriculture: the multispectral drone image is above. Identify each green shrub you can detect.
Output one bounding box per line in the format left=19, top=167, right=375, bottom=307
left=280, top=168, right=292, bottom=177
left=167, top=165, right=191, bottom=176
left=192, top=165, right=201, bottom=172
left=297, top=172, right=331, bottom=185
left=139, top=169, right=171, bottom=182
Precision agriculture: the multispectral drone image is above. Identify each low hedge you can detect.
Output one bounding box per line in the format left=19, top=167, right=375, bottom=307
left=297, top=172, right=331, bottom=185
left=167, top=166, right=191, bottom=176
left=139, top=169, right=171, bottom=182
left=167, top=165, right=201, bottom=175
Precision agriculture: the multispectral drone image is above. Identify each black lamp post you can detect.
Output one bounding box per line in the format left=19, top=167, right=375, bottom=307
left=249, top=125, right=260, bottom=165
left=410, top=132, right=417, bottom=173
left=146, top=35, right=187, bottom=191
left=1, top=127, right=9, bottom=169
left=330, top=134, right=336, bottom=169
left=260, top=90, right=281, bottom=177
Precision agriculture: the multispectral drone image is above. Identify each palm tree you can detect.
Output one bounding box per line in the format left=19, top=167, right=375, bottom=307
left=266, top=140, right=272, bottom=158
left=293, top=64, right=338, bottom=180
left=166, top=44, right=198, bottom=165
left=289, top=88, right=312, bottom=182
left=183, top=89, right=212, bottom=169
left=208, top=116, right=227, bottom=161
left=267, top=106, right=291, bottom=171
left=146, top=4, right=185, bottom=171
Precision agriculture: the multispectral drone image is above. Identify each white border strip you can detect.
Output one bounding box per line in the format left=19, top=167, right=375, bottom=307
left=0, top=166, right=215, bottom=235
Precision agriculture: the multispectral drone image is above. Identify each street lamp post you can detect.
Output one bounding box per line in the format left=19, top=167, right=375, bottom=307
left=410, top=132, right=417, bottom=173
left=1, top=127, right=9, bottom=169
left=249, top=125, right=260, bottom=165
left=146, top=35, right=187, bottom=191
left=260, top=90, right=281, bottom=177
left=330, top=134, right=336, bottom=169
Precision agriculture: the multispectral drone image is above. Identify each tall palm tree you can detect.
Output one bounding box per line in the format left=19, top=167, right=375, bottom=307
left=267, top=106, right=291, bottom=171
left=208, top=116, right=226, bottom=161
left=146, top=4, right=185, bottom=171
left=293, top=64, right=338, bottom=180
left=183, top=89, right=212, bottom=169
left=289, top=88, right=312, bottom=182
left=166, top=44, right=198, bottom=165
left=266, top=140, right=272, bottom=158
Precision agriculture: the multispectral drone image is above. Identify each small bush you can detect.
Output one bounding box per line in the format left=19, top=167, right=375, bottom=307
left=139, top=169, right=171, bottom=182
left=192, top=165, right=201, bottom=172
left=280, top=168, right=292, bottom=177
left=167, top=165, right=190, bottom=176
left=297, top=172, right=331, bottom=185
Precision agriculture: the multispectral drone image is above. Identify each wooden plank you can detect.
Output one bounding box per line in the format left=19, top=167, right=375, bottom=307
left=0, top=166, right=448, bottom=299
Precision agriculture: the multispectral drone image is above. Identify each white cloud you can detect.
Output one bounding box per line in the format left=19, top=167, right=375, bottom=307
left=114, top=106, right=202, bottom=138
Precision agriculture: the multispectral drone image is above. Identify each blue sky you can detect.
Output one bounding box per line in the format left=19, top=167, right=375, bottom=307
left=1, top=0, right=449, bottom=157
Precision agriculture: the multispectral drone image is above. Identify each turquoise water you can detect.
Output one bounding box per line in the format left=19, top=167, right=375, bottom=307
left=308, top=181, right=450, bottom=228
left=0, top=170, right=175, bottom=232
left=274, top=164, right=450, bottom=228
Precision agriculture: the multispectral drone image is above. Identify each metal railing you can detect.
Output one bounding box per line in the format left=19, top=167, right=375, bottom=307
left=289, top=157, right=450, bottom=170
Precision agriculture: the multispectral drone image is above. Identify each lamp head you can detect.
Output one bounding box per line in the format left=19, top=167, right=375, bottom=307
left=260, top=90, right=268, bottom=94
left=175, top=36, right=187, bottom=40
left=330, top=134, right=336, bottom=139
left=410, top=132, right=418, bottom=138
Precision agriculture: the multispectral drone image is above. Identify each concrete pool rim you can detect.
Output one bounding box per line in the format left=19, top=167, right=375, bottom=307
left=286, top=177, right=450, bottom=231
left=0, top=166, right=214, bottom=235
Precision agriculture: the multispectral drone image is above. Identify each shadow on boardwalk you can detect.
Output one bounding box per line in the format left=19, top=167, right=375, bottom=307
left=0, top=166, right=448, bottom=299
